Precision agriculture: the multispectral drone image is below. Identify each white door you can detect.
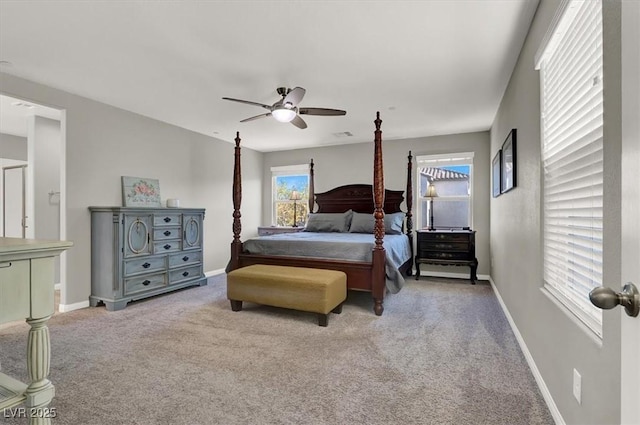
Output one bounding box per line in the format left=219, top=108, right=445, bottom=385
left=2, top=165, right=27, bottom=238
left=620, top=2, right=639, bottom=423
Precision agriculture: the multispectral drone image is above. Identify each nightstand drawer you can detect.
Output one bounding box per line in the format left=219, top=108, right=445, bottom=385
left=418, top=232, right=470, bottom=243
left=258, top=226, right=304, bottom=236
left=420, top=242, right=469, bottom=252
left=420, top=251, right=471, bottom=261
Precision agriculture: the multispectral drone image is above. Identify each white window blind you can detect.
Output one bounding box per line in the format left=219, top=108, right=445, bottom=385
left=537, top=0, right=603, bottom=336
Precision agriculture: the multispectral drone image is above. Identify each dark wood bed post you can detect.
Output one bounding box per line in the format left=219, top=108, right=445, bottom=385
left=372, top=112, right=386, bottom=316
left=406, top=150, right=414, bottom=275
left=308, top=158, right=315, bottom=213
left=230, top=132, right=242, bottom=272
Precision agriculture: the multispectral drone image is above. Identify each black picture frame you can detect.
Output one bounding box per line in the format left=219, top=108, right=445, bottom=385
left=501, top=129, right=517, bottom=194
left=492, top=149, right=502, bottom=198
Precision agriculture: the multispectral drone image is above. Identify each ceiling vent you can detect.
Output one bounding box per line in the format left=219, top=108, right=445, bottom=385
left=332, top=131, right=353, bottom=138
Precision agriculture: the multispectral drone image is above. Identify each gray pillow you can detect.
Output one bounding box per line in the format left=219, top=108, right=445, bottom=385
left=384, top=212, right=405, bottom=235
left=304, top=210, right=353, bottom=233
left=349, top=212, right=375, bottom=233
left=349, top=211, right=405, bottom=235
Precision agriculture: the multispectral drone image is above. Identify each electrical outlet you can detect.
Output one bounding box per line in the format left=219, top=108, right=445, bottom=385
left=573, top=368, right=582, bottom=404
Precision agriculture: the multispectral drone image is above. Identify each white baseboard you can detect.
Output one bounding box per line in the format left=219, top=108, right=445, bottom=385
left=488, top=276, right=564, bottom=425
left=205, top=268, right=226, bottom=278
left=58, top=300, right=90, bottom=313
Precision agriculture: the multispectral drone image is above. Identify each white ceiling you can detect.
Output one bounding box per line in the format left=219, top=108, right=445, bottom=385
left=0, top=1, right=538, bottom=152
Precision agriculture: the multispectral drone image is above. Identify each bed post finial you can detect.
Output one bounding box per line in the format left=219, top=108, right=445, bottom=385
left=308, top=158, right=315, bottom=214
left=372, top=111, right=385, bottom=316
left=230, top=131, right=242, bottom=271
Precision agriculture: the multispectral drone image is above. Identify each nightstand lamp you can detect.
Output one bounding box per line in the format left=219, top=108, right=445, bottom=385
left=425, top=185, right=438, bottom=231
left=290, top=188, right=302, bottom=227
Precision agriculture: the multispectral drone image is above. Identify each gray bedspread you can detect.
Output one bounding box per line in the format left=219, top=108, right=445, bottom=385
left=242, top=232, right=412, bottom=293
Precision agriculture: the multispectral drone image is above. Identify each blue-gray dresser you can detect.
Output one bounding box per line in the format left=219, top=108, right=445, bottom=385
left=89, top=207, right=206, bottom=311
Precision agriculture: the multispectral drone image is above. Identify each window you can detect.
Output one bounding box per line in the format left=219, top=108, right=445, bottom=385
left=416, top=153, right=473, bottom=230
left=271, top=164, right=309, bottom=227
left=536, top=0, right=603, bottom=336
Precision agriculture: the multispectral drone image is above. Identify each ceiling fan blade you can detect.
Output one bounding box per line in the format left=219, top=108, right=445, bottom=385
left=283, top=87, right=306, bottom=107
left=290, top=115, right=307, bottom=129
left=298, top=107, right=346, bottom=116
left=222, top=97, right=272, bottom=110
left=240, top=113, right=271, bottom=123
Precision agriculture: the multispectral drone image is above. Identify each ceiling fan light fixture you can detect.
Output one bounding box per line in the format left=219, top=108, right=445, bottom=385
left=271, top=107, right=296, bottom=123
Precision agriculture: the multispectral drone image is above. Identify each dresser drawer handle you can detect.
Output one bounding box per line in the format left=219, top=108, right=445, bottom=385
left=163, top=244, right=171, bottom=250
left=182, top=271, right=189, bottom=277
left=142, top=262, right=151, bottom=269
left=163, top=230, right=171, bottom=236
left=0, top=262, right=12, bottom=269
left=163, top=217, right=172, bottom=223
left=142, top=279, right=151, bottom=286
left=182, top=256, right=189, bottom=262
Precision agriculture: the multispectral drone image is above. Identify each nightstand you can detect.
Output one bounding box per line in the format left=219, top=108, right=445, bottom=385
left=258, top=226, right=305, bottom=236
left=415, top=229, right=478, bottom=284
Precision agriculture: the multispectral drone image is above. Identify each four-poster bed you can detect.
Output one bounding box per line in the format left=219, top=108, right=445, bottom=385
left=228, top=112, right=414, bottom=315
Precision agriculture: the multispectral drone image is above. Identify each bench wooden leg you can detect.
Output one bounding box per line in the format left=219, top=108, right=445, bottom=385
left=230, top=300, right=243, bottom=311
left=332, top=303, right=343, bottom=314
left=318, top=313, right=329, bottom=327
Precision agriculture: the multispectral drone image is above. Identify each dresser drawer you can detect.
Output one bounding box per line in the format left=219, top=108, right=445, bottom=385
left=419, top=242, right=469, bottom=252
left=154, top=240, right=181, bottom=254
left=420, top=251, right=471, bottom=261
left=124, top=272, right=166, bottom=295
left=153, top=226, right=181, bottom=241
left=168, top=251, right=202, bottom=269
left=418, top=232, right=471, bottom=243
left=169, top=265, right=202, bottom=284
left=124, top=256, right=166, bottom=276
left=153, top=213, right=182, bottom=227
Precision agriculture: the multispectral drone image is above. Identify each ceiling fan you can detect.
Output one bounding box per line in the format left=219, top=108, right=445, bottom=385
left=222, top=87, right=346, bottom=129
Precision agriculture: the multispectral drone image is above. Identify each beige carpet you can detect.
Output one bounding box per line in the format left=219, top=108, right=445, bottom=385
left=0, top=274, right=553, bottom=425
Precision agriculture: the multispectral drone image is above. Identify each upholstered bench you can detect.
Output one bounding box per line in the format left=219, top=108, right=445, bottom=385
left=226, top=265, right=347, bottom=326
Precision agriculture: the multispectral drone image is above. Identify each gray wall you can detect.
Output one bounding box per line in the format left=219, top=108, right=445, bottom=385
left=0, top=133, right=27, bottom=160
left=263, top=131, right=491, bottom=276
left=490, top=1, right=621, bottom=424
left=32, top=115, right=62, bottom=282
left=0, top=72, right=263, bottom=307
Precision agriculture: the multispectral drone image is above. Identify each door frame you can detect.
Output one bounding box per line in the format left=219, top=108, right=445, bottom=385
left=620, top=1, right=639, bottom=423
left=0, top=92, right=67, bottom=308
left=2, top=163, right=27, bottom=237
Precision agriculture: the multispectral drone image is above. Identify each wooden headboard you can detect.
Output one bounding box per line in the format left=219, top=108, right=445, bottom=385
left=313, top=184, right=405, bottom=214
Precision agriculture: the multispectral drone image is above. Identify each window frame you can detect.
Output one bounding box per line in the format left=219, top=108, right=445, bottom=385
left=535, top=0, right=604, bottom=337
left=415, top=152, right=474, bottom=231
left=270, top=164, right=310, bottom=227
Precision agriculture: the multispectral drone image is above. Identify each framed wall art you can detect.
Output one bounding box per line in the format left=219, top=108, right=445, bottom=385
left=121, top=176, right=162, bottom=207
left=492, top=149, right=502, bottom=198
left=501, top=129, right=517, bottom=194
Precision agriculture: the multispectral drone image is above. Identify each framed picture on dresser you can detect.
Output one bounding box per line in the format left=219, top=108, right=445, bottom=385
left=492, top=150, right=502, bottom=198
left=121, top=176, right=162, bottom=207
left=501, top=129, right=517, bottom=194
